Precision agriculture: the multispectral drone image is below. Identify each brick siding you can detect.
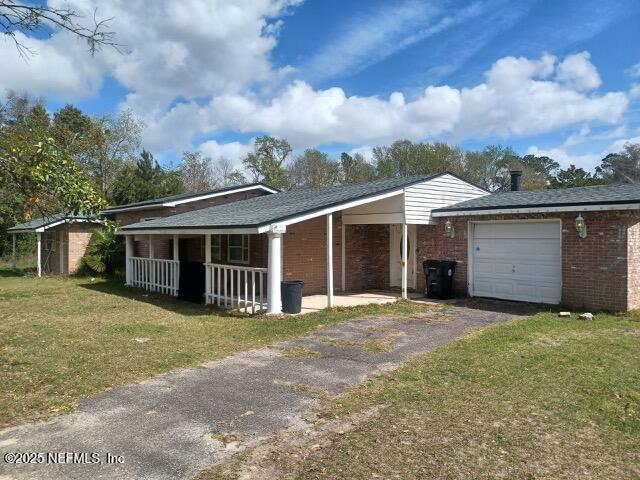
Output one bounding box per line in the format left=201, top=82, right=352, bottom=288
left=282, top=215, right=390, bottom=295
left=419, top=211, right=640, bottom=312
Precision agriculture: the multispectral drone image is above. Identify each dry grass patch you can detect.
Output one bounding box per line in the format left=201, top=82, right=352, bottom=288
left=0, top=269, right=432, bottom=428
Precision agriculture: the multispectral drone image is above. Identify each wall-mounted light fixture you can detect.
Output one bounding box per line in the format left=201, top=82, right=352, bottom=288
left=444, top=219, right=455, bottom=238
left=575, top=214, right=587, bottom=238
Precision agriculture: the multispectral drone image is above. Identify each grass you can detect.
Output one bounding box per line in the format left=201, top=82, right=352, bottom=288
left=294, top=312, right=640, bottom=480
left=0, top=268, right=430, bottom=428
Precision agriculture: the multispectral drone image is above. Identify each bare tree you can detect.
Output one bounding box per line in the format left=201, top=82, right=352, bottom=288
left=213, top=157, right=247, bottom=187
left=180, top=151, right=216, bottom=193
left=0, top=1, right=120, bottom=57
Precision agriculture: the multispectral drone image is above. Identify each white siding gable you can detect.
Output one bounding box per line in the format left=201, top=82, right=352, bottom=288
left=404, top=174, right=488, bottom=224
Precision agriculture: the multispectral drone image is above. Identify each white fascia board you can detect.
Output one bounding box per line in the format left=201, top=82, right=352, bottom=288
left=104, top=185, right=277, bottom=213
left=432, top=203, right=640, bottom=217
left=258, top=189, right=404, bottom=233
left=34, top=218, right=102, bottom=232
left=117, top=227, right=259, bottom=236
left=162, top=185, right=277, bottom=207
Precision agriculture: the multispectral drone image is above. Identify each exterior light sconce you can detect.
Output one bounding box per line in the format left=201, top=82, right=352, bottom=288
left=444, top=219, right=455, bottom=238
left=575, top=214, right=587, bottom=239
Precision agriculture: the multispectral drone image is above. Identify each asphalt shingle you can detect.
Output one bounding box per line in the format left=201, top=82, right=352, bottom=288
left=102, top=182, right=275, bottom=212
left=121, top=174, right=439, bottom=231
left=9, top=213, right=94, bottom=232
left=434, top=182, right=640, bottom=213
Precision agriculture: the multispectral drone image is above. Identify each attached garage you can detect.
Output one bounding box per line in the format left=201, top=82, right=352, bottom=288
left=426, top=178, right=640, bottom=312
left=469, top=221, right=561, bottom=304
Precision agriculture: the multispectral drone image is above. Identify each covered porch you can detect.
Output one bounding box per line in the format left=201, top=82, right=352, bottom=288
left=119, top=173, right=489, bottom=314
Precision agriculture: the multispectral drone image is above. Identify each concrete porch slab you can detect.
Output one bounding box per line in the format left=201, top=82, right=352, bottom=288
left=299, top=290, right=425, bottom=313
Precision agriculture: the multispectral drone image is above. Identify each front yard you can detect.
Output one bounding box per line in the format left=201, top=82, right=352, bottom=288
left=293, top=310, right=640, bottom=479
left=0, top=268, right=428, bottom=428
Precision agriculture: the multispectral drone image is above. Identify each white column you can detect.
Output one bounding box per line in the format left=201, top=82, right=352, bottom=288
left=173, top=234, right=179, bottom=260
left=125, top=235, right=134, bottom=285
left=204, top=234, right=211, bottom=303
left=148, top=235, right=155, bottom=291
left=59, top=231, right=65, bottom=274
left=11, top=234, right=16, bottom=269
left=36, top=232, right=42, bottom=277
left=401, top=222, right=408, bottom=299
left=267, top=232, right=283, bottom=314
left=341, top=222, right=346, bottom=291
left=326, top=213, right=334, bottom=308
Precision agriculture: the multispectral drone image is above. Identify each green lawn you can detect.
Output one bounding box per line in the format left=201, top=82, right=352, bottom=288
left=0, top=268, right=428, bottom=428
left=293, top=311, right=640, bottom=479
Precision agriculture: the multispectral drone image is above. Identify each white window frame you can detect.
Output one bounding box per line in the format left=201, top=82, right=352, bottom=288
left=44, top=232, right=56, bottom=252
left=227, top=234, right=250, bottom=264
left=211, top=234, right=222, bottom=261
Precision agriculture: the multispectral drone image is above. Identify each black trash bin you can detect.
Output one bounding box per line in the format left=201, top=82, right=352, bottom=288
left=423, top=260, right=457, bottom=299
left=281, top=280, right=304, bottom=314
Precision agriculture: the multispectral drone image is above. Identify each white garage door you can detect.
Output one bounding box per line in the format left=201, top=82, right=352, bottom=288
left=471, top=221, right=561, bottom=304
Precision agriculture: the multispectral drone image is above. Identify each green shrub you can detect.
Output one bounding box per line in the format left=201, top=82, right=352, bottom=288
left=80, top=228, right=124, bottom=275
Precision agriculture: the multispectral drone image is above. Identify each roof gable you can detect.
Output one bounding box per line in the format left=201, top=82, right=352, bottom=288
left=121, top=174, right=447, bottom=232
left=102, top=183, right=278, bottom=213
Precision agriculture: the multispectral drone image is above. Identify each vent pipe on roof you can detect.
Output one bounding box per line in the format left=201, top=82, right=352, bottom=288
left=510, top=170, right=522, bottom=191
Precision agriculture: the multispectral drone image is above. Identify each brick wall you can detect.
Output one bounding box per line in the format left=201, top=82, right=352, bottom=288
left=112, top=189, right=270, bottom=226
left=419, top=211, right=640, bottom=311
left=626, top=219, right=640, bottom=310
left=281, top=215, right=390, bottom=295
left=67, top=224, right=100, bottom=273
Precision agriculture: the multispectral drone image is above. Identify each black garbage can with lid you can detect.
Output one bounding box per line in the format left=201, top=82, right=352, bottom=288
left=281, top=280, right=304, bottom=314
left=423, top=260, right=457, bottom=299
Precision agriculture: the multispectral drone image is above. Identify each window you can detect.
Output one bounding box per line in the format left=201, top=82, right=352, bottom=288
left=44, top=232, right=56, bottom=252
left=227, top=234, right=249, bottom=264
left=211, top=235, right=222, bottom=261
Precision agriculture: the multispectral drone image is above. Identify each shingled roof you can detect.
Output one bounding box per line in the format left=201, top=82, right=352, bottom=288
left=121, top=174, right=441, bottom=231
left=9, top=213, right=98, bottom=233
left=433, top=182, right=640, bottom=214
left=102, top=182, right=278, bottom=213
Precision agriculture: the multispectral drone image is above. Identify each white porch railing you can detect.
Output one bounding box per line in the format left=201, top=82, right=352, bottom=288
left=129, top=257, right=179, bottom=296
left=205, top=263, right=268, bottom=314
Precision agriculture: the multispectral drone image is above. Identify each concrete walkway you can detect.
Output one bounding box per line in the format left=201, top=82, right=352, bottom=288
left=0, top=300, right=534, bottom=480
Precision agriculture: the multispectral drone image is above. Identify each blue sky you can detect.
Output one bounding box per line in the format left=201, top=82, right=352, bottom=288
left=3, top=0, right=640, bottom=171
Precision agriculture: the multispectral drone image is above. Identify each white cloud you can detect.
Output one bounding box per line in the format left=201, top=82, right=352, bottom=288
left=628, top=62, right=640, bottom=79
left=0, top=31, right=104, bottom=99
left=630, top=83, right=640, bottom=98
left=555, top=51, right=601, bottom=91
left=609, top=135, right=640, bottom=153
left=197, top=140, right=253, bottom=167
left=136, top=52, right=628, bottom=152
left=1, top=0, right=299, bottom=107
left=526, top=146, right=601, bottom=169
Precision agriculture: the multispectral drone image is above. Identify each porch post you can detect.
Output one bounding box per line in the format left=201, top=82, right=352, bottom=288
left=59, top=231, right=65, bottom=274
left=401, top=222, right=408, bottom=299
left=173, top=234, right=179, bottom=260
left=326, top=213, right=334, bottom=308
left=341, top=223, right=346, bottom=291
left=173, top=234, right=180, bottom=296
left=267, top=231, right=283, bottom=314
left=36, top=232, right=42, bottom=277
left=125, top=235, right=134, bottom=285
left=204, top=234, right=211, bottom=304
left=11, top=233, right=16, bottom=270
left=148, top=235, right=155, bottom=291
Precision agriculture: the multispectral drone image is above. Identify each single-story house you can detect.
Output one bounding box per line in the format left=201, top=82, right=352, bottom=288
left=118, top=172, right=640, bottom=313
left=8, top=183, right=278, bottom=277
left=118, top=173, right=489, bottom=313
left=8, top=214, right=102, bottom=276
left=102, top=182, right=278, bottom=261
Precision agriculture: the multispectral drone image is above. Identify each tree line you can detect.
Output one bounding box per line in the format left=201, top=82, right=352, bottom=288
left=1, top=91, right=639, bottom=259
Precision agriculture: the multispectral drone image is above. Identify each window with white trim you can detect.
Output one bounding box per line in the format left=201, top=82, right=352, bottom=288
left=211, top=235, right=222, bottom=261
left=227, top=234, right=249, bottom=264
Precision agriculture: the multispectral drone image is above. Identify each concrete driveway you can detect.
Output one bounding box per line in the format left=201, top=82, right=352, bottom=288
left=0, top=300, right=534, bottom=480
